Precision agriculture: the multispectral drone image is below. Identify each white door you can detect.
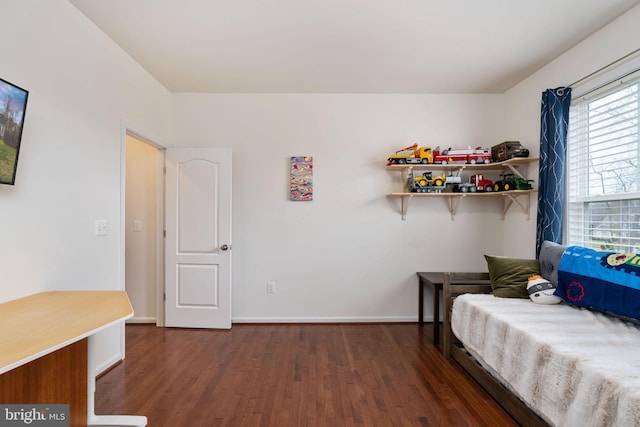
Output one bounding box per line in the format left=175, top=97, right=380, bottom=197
left=165, top=147, right=232, bottom=329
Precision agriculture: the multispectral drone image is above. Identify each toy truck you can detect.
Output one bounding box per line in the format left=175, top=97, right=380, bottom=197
left=408, top=171, right=461, bottom=193
left=387, top=143, right=434, bottom=165
left=491, top=141, right=530, bottom=162
left=408, top=171, right=443, bottom=193
left=433, top=146, right=492, bottom=164
left=493, top=173, right=534, bottom=191
left=453, top=173, right=494, bottom=193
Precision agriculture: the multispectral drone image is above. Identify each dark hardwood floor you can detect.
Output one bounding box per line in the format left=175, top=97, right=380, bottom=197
left=96, top=324, right=517, bottom=427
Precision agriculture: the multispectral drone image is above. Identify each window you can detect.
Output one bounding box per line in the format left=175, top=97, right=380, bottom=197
left=566, top=73, right=640, bottom=252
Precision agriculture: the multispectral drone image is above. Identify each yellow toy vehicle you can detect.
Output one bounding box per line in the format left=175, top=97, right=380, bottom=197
left=408, top=171, right=457, bottom=193
left=387, top=143, right=434, bottom=165
left=414, top=172, right=446, bottom=187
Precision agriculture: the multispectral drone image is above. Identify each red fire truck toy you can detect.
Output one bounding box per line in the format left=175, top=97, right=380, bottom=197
left=433, top=146, right=492, bottom=164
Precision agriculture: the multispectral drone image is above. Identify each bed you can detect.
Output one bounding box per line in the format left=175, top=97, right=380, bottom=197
left=442, top=244, right=640, bottom=427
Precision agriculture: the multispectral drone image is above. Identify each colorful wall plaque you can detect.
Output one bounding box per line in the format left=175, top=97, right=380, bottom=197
left=290, top=156, right=313, bottom=201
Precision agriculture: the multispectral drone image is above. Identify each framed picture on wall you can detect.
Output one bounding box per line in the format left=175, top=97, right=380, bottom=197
left=290, top=156, right=313, bottom=201
left=0, top=77, right=29, bottom=185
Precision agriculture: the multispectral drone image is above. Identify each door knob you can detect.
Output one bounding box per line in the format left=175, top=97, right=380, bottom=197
left=220, top=244, right=231, bottom=251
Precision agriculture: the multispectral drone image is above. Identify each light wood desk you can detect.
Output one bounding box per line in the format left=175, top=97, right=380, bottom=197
left=0, top=291, right=147, bottom=427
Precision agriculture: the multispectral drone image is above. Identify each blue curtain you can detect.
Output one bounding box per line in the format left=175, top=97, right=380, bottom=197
left=536, top=87, right=572, bottom=257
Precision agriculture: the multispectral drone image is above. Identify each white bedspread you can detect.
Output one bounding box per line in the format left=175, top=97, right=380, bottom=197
left=451, top=294, right=640, bottom=427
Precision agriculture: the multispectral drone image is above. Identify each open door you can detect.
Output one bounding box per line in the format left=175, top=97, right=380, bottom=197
left=164, top=147, right=232, bottom=329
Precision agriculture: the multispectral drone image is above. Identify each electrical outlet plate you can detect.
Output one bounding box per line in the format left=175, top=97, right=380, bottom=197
left=95, top=220, right=107, bottom=237
left=267, top=281, right=276, bottom=294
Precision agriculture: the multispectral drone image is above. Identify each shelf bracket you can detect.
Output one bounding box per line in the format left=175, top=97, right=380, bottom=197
left=401, top=195, right=412, bottom=220
left=452, top=165, right=465, bottom=177
left=402, top=167, right=413, bottom=192
left=448, top=196, right=464, bottom=221
left=502, top=193, right=531, bottom=220
left=504, top=163, right=530, bottom=179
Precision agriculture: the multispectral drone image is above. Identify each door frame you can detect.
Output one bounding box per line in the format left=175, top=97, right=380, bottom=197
left=120, top=122, right=167, bottom=328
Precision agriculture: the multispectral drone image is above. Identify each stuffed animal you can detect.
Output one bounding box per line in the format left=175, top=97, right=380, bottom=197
left=527, top=275, right=561, bottom=304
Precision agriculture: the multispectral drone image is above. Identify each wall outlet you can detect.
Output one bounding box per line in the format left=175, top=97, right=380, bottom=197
left=267, top=281, right=276, bottom=294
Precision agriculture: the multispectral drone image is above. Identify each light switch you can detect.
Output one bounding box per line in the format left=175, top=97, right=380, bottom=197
left=133, top=220, right=143, bottom=232
left=95, top=220, right=107, bottom=237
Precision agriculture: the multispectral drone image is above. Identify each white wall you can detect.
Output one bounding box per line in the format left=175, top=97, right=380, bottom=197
left=0, top=1, right=171, bottom=372
left=172, top=94, right=509, bottom=321
left=502, top=4, right=640, bottom=257
left=173, top=0, right=640, bottom=321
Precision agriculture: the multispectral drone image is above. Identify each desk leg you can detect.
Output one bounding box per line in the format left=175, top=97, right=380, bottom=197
left=87, top=335, right=147, bottom=427
left=418, top=278, right=424, bottom=326
left=433, top=286, right=440, bottom=346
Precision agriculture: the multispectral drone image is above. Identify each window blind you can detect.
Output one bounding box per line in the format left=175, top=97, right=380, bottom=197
left=566, top=72, right=640, bottom=252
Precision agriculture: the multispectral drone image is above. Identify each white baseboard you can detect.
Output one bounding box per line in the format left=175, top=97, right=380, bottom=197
left=125, top=316, right=432, bottom=325
left=126, top=317, right=156, bottom=324
left=94, top=353, right=123, bottom=377
left=232, top=316, right=419, bottom=323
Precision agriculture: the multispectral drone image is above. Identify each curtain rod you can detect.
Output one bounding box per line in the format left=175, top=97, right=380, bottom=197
left=572, top=66, right=640, bottom=99
left=566, top=47, right=640, bottom=88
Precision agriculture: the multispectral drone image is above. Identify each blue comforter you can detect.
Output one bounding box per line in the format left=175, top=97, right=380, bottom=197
left=555, top=245, right=640, bottom=321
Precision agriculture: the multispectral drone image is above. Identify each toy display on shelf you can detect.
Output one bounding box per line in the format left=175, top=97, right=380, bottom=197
left=385, top=156, right=539, bottom=221
left=387, top=143, right=433, bottom=165
left=386, top=141, right=531, bottom=166
left=433, top=146, right=492, bottom=164
left=453, top=173, right=494, bottom=193
left=408, top=170, right=461, bottom=193
left=494, top=173, right=534, bottom=191
left=491, top=141, right=530, bottom=162
left=386, top=143, right=492, bottom=165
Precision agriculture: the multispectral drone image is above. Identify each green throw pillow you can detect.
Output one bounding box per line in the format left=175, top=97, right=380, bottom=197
left=484, top=255, right=541, bottom=298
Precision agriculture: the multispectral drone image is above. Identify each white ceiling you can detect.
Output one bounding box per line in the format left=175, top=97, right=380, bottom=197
left=69, top=0, right=640, bottom=94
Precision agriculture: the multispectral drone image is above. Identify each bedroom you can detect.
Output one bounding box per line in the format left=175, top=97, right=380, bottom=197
left=1, top=1, right=639, bottom=425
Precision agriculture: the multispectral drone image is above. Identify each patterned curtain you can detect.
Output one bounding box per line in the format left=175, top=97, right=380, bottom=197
left=536, top=87, right=572, bottom=257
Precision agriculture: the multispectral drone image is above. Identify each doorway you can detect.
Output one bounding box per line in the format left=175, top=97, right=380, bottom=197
left=124, top=132, right=165, bottom=326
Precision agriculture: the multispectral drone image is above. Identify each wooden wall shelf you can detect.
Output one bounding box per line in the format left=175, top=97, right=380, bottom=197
left=386, top=157, right=538, bottom=174
left=387, top=190, right=536, bottom=220
left=386, top=158, right=539, bottom=220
